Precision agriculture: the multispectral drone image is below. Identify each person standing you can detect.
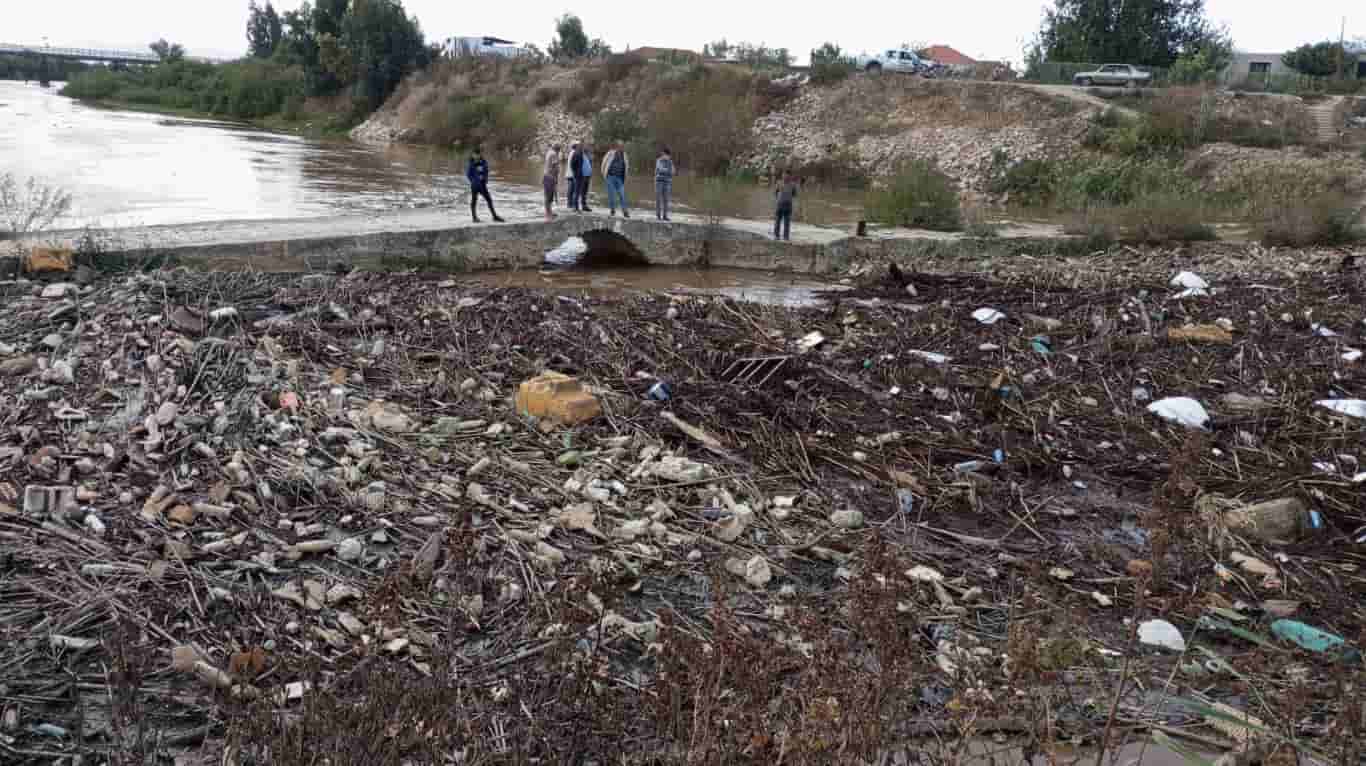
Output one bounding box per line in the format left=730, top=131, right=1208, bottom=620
left=774, top=170, right=799, bottom=241
left=542, top=144, right=562, bottom=222
left=567, top=142, right=585, bottom=212
left=654, top=147, right=675, bottom=221
left=602, top=141, right=630, bottom=218
left=578, top=144, right=594, bottom=212
left=466, top=147, right=504, bottom=223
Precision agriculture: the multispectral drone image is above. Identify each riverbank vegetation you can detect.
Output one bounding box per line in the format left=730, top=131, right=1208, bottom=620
left=60, top=0, right=430, bottom=127
left=0, top=172, right=73, bottom=240
left=0, top=54, right=92, bottom=84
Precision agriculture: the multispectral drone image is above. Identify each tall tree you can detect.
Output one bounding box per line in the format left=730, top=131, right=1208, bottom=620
left=1282, top=41, right=1358, bottom=77
left=1034, top=0, right=1220, bottom=67
left=549, top=14, right=589, bottom=60
left=149, top=39, right=186, bottom=63
left=247, top=0, right=285, bottom=58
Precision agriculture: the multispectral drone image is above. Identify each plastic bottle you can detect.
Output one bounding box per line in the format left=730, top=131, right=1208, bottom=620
left=1223, top=498, right=1324, bottom=543
left=1271, top=619, right=1362, bottom=663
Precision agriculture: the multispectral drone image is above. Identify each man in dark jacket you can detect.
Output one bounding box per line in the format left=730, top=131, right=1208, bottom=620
left=568, top=142, right=586, bottom=212
left=466, top=147, right=504, bottom=223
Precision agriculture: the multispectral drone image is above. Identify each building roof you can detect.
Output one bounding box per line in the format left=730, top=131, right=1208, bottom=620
left=922, top=45, right=976, bottom=66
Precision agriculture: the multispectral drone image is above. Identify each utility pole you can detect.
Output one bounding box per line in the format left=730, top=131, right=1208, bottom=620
left=1339, top=16, right=1346, bottom=80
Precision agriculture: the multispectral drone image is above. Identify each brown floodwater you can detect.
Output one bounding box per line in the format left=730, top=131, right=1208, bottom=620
left=0, top=81, right=866, bottom=229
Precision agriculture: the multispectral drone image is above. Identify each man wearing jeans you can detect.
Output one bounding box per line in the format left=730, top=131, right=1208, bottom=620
left=578, top=144, right=594, bottom=212
left=602, top=141, right=630, bottom=218
left=567, top=142, right=584, bottom=211
left=774, top=171, right=798, bottom=241
left=654, top=147, right=675, bottom=221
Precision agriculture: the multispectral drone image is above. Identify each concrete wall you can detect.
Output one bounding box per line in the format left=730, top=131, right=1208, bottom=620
left=1222, top=52, right=1295, bottom=85
left=14, top=214, right=1079, bottom=278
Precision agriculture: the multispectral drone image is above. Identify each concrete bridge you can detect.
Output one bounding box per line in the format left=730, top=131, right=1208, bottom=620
left=0, top=42, right=225, bottom=65
left=15, top=208, right=1071, bottom=275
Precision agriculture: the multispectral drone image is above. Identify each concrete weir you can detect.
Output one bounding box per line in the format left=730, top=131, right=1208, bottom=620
left=22, top=209, right=1073, bottom=275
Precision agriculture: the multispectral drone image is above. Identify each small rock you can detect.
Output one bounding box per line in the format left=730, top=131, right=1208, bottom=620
left=1126, top=559, right=1154, bottom=578
left=41, top=283, right=76, bottom=299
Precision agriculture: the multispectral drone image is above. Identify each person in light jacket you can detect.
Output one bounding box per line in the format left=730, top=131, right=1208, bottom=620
left=542, top=144, right=562, bottom=222
left=602, top=142, right=630, bottom=218
left=654, top=147, right=675, bottom=221
left=465, top=147, right=504, bottom=223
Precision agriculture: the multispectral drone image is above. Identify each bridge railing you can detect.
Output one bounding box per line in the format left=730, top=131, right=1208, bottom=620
left=0, top=42, right=166, bottom=63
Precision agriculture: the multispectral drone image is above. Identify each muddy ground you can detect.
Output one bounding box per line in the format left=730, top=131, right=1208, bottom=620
left=1, top=245, right=1364, bottom=764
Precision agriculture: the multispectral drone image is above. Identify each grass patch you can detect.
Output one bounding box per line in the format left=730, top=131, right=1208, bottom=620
left=864, top=159, right=962, bottom=232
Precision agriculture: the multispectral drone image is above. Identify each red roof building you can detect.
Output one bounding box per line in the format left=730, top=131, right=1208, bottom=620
left=921, top=45, right=977, bottom=66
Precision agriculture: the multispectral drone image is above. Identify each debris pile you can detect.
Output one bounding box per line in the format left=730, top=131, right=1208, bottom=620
left=0, top=259, right=1363, bottom=761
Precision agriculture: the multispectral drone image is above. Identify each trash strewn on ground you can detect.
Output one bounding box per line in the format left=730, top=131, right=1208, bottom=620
left=0, top=260, right=1363, bottom=762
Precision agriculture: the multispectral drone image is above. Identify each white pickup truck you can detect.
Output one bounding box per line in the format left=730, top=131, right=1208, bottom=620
left=857, top=48, right=928, bottom=74
left=1072, top=64, right=1152, bottom=87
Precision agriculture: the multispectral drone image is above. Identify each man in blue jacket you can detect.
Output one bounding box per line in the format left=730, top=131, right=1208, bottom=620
left=466, top=147, right=504, bottom=223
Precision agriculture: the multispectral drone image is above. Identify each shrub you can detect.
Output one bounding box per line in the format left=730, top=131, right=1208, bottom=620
left=787, top=150, right=869, bottom=189
left=0, top=173, right=73, bottom=238
left=1092, top=107, right=1123, bottom=129
left=809, top=43, right=856, bottom=86
left=532, top=86, right=559, bottom=108
left=1113, top=192, right=1217, bottom=243
left=1062, top=209, right=1117, bottom=250
left=604, top=53, right=647, bottom=83
left=1056, top=157, right=1194, bottom=208
left=565, top=70, right=606, bottom=116
left=864, top=159, right=961, bottom=232
left=592, top=109, right=646, bottom=149
left=987, top=157, right=1058, bottom=206
left=419, top=95, right=536, bottom=152
left=648, top=71, right=757, bottom=175
left=1253, top=191, right=1361, bottom=247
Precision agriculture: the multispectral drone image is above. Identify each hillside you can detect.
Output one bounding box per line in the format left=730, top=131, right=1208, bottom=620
left=352, top=56, right=1366, bottom=204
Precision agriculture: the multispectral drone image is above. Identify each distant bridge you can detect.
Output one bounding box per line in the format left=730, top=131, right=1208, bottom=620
left=0, top=42, right=227, bottom=65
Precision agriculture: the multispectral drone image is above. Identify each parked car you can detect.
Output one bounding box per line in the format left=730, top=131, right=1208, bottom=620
left=857, top=48, right=929, bottom=75
left=1072, top=64, right=1151, bottom=87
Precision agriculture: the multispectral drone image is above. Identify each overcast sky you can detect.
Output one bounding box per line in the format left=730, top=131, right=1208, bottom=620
left=5, top=0, right=1361, bottom=64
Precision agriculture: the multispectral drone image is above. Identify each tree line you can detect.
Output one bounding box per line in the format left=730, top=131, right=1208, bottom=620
left=60, top=0, right=431, bottom=124
left=1029, top=0, right=1361, bottom=84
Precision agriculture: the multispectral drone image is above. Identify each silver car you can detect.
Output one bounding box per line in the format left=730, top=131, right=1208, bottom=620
left=1073, top=64, right=1152, bottom=88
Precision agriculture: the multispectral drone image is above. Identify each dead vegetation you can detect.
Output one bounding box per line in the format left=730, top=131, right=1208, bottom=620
left=1, top=252, right=1365, bottom=763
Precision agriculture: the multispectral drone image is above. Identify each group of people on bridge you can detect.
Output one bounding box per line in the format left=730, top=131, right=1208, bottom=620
left=465, top=143, right=802, bottom=241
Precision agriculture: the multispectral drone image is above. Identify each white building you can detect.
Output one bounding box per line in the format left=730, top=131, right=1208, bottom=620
left=444, top=36, right=530, bottom=59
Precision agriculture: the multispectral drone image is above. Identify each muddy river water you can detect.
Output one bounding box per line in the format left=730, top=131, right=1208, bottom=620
left=0, top=81, right=865, bottom=230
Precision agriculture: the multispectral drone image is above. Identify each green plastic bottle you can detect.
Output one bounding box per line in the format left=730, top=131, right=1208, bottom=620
left=1271, top=619, right=1362, bottom=663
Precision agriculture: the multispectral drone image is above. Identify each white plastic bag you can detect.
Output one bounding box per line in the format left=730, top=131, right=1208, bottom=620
left=1147, top=397, right=1211, bottom=430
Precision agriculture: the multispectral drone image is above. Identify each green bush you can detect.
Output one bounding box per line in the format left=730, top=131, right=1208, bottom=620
left=1113, top=192, right=1216, bottom=243
left=420, top=95, right=536, bottom=152
left=988, top=157, right=1058, bottom=206
left=809, top=43, right=857, bottom=86
left=592, top=109, right=646, bottom=148
left=864, top=160, right=962, bottom=232
left=60, top=69, right=122, bottom=100
left=1056, top=157, right=1194, bottom=208
left=1253, top=191, right=1361, bottom=247
left=1092, top=107, right=1123, bottom=129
